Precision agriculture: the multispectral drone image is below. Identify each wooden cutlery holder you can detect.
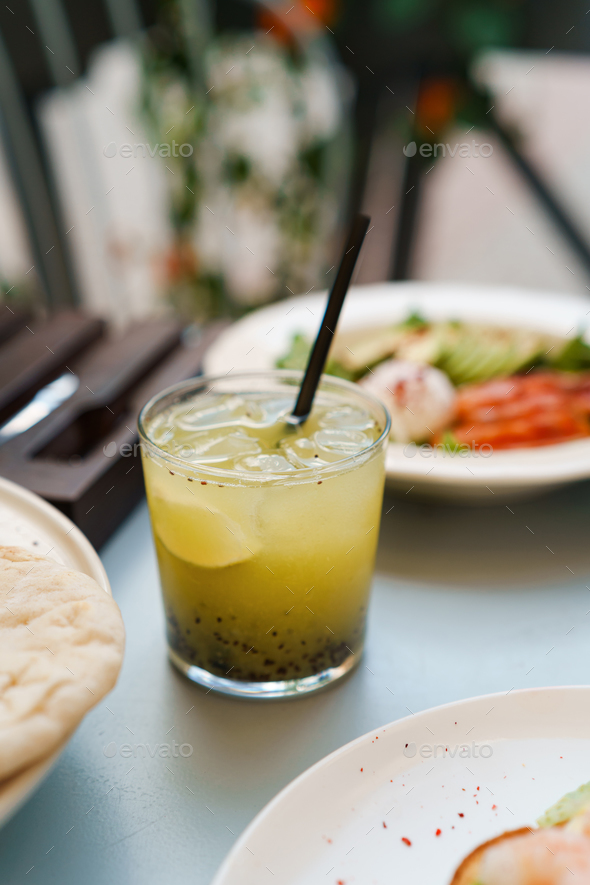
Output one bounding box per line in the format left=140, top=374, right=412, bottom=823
left=0, top=311, right=223, bottom=548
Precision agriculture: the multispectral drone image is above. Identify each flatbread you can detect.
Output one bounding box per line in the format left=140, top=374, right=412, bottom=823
left=0, top=546, right=125, bottom=782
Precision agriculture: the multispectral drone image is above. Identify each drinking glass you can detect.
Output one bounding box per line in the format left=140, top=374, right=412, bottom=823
left=139, top=370, right=390, bottom=698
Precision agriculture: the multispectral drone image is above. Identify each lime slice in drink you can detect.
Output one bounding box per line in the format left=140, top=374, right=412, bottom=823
left=150, top=497, right=258, bottom=569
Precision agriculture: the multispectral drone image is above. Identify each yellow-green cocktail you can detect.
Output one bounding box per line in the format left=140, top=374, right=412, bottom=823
left=139, top=371, right=390, bottom=698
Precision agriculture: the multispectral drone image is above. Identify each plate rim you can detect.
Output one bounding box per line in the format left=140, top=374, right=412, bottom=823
left=0, top=476, right=112, bottom=827
left=211, top=684, right=590, bottom=885
left=0, top=476, right=110, bottom=593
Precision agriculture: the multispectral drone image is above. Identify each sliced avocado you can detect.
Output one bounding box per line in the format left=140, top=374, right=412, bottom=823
left=537, top=781, right=590, bottom=828
left=330, top=327, right=406, bottom=373
left=436, top=334, right=487, bottom=384
left=436, top=326, right=553, bottom=385
left=492, top=336, right=544, bottom=378
left=453, top=340, right=511, bottom=384
left=396, top=326, right=444, bottom=365
left=469, top=341, right=521, bottom=381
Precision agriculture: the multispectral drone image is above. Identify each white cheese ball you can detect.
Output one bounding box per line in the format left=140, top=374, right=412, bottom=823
left=359, top=359, right=456, bottom=443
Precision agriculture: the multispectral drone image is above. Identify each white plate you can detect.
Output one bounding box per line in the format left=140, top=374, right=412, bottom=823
left=212, top=685, right=590, bottom=885
left=0, top=476, right=111, bottom=827
left=204, top=282, right=590, bottom=502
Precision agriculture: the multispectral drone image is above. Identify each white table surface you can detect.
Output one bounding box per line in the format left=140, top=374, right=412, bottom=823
left=2, top=482, right=590, bottom=884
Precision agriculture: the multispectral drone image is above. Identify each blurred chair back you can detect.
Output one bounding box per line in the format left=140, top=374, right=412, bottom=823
left=0, top=0, right=153, bottom=311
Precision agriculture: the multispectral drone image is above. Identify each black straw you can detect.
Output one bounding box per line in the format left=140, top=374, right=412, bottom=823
left=288, top=213, right=370, bottom=424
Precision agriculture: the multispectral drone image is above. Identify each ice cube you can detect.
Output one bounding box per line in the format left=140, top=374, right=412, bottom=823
left=314, top=428, right=370, bottom=457
left=278, top=435, right=331, bottom=468
left=174, top=395, right=248, bottom=431
left=179, top=430, right=261, bottom=465
left=239, top=395, right=294, bottom=428
left=148, top=416, right=178, bottom=450
left=318, top=405, right=375, bottom=431
left=237, top=452, right=297, bottom=473
left=174, top=394, right=294, bottom=432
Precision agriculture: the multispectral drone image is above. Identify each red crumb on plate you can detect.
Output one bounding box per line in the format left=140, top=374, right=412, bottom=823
left=401, top=837, right=412, bottom=846
left=458, top=813, right=464, bottom=818
left=435, top=829, right=442, bottom=836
